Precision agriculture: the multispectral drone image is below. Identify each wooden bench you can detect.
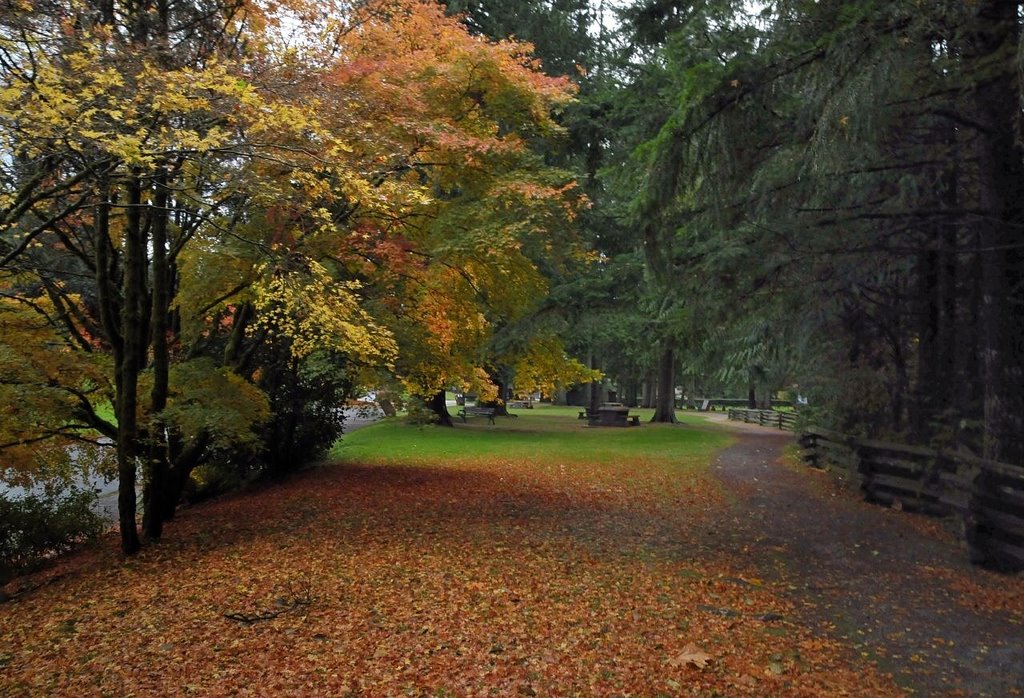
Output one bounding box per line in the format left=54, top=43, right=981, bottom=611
left=458, top=406, right=495, bottom=424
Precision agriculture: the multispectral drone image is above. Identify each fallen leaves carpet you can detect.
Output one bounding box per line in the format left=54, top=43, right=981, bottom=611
left=4, top=420, right=1014, bottom=696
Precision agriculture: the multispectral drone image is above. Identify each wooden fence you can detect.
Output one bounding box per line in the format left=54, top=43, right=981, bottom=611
left=799, top=427, right=1024, bottom=572
left=727, top=408, right=798, bottom=431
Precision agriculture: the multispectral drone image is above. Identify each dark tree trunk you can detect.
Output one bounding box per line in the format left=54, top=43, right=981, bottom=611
left=624, top=379, right=639, bottom=408
left=936, top=223, right=958, bottom=424
left=966, top=2, right=1024, bottom=464
left=143, top=173, right=171, bottom=541
left=377, top=391, right=398, bottom=417
left=914, top=246, right=940, bottom=440
left=279, top=358, right=302, bottom=474
left=914, top=101, right=962, bottom=444
left=158, top=434, right=210, bottom=522
left=554, top=387, right=568, bottom=406
left=96, top=182, right=141, bottom=554
left=651, top=344, right=677, bottom=423
left=486, top=368, right=512, bottom=416
left=958, top=241, right=983, bottom=429
left=430, top=390, right=454, bottom=427
left=892, top=355, right=907, bottom=433
left=98, top=0, right=114, bottom=25
left=223, top=303, right=254, bottom=369
left=159, top=469, right=189, bottom=523
left=115, top=176, right=148, bottom=555
left=747, top=383, right=756, bottom=410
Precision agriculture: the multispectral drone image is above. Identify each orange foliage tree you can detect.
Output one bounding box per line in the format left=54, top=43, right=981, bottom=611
left=319, top=1, right=590, bottom=423
left=0, top=0, right=587, bottom=552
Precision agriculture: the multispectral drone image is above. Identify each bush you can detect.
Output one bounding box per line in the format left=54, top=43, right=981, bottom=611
left=403, top=397, right=438, bottom=425
left=183, top=461, right=247, bottom=504
left=0, top=486, right=105, bottom=590
left=256, top=348, right=357, bottom=476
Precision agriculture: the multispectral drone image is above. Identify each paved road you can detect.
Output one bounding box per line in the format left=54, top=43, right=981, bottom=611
left=341, top=404, right=385, bottom=432
left=709, top=423, right=1024, bottom=697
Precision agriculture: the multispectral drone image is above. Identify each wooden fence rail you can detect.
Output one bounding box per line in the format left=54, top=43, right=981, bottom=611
left=727, top=408, right=798, bottom=431
left=798, top=427, right=1024, bottom=572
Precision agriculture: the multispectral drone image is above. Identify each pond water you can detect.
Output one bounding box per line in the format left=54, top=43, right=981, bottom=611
left=1, top=440, right=119, bottom=521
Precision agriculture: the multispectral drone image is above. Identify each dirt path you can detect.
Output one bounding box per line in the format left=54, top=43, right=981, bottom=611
left=709, top=427, right=1024, bottom=697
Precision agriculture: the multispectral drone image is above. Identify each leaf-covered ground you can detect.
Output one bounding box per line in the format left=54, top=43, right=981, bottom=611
left=1, top=411, right=1018, bottom=696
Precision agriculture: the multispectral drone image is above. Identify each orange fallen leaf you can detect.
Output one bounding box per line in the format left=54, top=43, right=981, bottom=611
left=667, top=643, right=713, bottom=669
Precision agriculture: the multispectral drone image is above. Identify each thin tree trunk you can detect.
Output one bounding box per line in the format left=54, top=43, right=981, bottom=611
left=651, top=343, right=677, bottom=423
left=554, top=387, right=568, bottom=406
left=95, top=181, right=141, bottom=553
left=223, top=303, right=254, bottom=369
left=275, top=358, right=302, bottom=475
left=625, top=379, right=639, bottom=408
left=914, top=243, right=939, bottom=440
left=159, top=433, right=210, bottom=522
left=487, top=368, right=512, bottom=416
left=116, top=175, right=147, bottom=555
left=936, top=222, right=957, bottom=426
left=143, top=173, right=171, bottom=541
left=957, top=236, right=983, bottom=441
left=641, top=371, right=656, bottom=409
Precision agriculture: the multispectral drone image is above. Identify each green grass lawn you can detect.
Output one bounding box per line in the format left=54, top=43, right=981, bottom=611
left=332, top=403, right=731, bottom=469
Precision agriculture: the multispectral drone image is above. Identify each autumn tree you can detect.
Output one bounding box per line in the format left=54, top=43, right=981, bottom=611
left=319, top=0, right=589, bottom=424
left=0, top=0, right=385, bottom=549
left=0, top=0, right=590, bottom=554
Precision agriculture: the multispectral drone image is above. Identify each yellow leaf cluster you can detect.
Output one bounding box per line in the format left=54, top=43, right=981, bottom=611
left=0, top=295, right=111, bottom=478
left=251, top=261, right=397, bottom=365
left=512, top=335, right=603, bottom=399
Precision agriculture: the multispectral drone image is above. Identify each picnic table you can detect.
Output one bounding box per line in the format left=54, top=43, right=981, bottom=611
left=581, top=403, right=640, bottom=427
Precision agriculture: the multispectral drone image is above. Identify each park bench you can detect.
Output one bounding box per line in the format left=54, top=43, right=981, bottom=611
left=458, top=406, right=496, bottom=424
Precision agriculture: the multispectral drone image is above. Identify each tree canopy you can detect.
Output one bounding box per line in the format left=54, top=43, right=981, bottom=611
left=0, top=0, right=587, bottom=552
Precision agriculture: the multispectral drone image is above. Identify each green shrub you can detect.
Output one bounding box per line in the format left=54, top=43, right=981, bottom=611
left=403, top=397, right=438, bottom=425
left=257, top=348, right=356, bottom=476
left=0, top=486, right=105, bottom=590
left=183, top=461, right=245, bottom=504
